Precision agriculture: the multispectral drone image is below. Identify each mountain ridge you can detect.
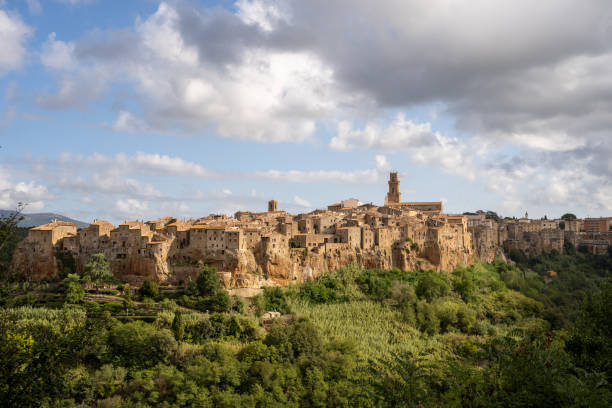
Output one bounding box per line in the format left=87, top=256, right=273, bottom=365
left=0, top=210, right=89, bottom=229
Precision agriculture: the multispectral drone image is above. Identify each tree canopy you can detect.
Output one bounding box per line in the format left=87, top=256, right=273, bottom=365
left=84, top=253, right=112, bottom=291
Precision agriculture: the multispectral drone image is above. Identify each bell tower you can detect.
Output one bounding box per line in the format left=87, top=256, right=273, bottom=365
left=268, top=199, right=278, bottom=212
left=385, top=172, right=401, bottom=205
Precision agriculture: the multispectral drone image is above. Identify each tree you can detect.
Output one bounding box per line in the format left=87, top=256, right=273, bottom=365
left=210, top=290, right=231, bottom=313
left=139, top=280, right=159, bottom=299
left=196, top=265, right=221, bottom=297
left=485, top=210, right=500, bottom=221
left=171, top=310, right=185, bottom=341
left=561, top=213, right=577, bottom=221
left=123, top=284, right=134, bottom=315
left=84, top=253, right=112, bottom=293
left=64, top=275, right=85, bottom=304
left=0, top=203, right=25, bottom=253
left=416, top=272, right=450, bottom=302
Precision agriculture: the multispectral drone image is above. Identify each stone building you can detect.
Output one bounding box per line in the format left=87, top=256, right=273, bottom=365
left=14, top=172, right=608, bottom=288
left=584, top=218, right=611, bottom=233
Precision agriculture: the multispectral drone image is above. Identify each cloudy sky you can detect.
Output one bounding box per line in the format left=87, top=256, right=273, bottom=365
left=1, top=0, right=611, bottom=223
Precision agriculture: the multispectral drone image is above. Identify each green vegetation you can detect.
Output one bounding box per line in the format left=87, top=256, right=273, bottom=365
left=0, top=217, right=611, bottom=407
left=84, top=253, right=113, bottom=293
left=139, top=279, right=159, bottom=299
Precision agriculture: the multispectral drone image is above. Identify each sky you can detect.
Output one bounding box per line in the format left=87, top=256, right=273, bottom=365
left=0, top=0, right=611, bottom=224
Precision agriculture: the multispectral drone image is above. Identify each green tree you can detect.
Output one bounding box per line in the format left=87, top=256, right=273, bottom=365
left=185, top=276, right=198, bottom=296
left=65, top=282, right=85, bottom=304
left=107, top=321, right=177, bottom=368
left=210, top=290, right=231, bottom=313
left=139, top=280, right=159, bottom=299
left=561, top=213, right=577, bottom=221
left=84, top=253, right=112, bottom=293
left=196, top=265, right=221, bottom=297
left=416, top=271, right=450, bottom=302
left=0, top=203, right=24, bottom=253
left=567, top=281, right=612, bottom=382
left=171, top=310, right=185, bottom=341
left=122, top=284, right=134, bottom=315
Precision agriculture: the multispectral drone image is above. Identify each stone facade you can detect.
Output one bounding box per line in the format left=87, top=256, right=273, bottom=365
left=11, top=173, right=611, bottom=287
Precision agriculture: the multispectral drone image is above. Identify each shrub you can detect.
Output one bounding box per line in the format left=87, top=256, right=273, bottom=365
left=210, top=291, right=231, bottom=313
left=355, top=269, right=404, bottom=301
left=262, top=287, right=290, bottom=314
left=107, top=321, right=177, bottom=367
left=139, top=280, right=159, bottom=299
left=416, top=301, right=439, bottom=335
left=416, top=271, right=450, bottom=302
left=172, top=310, right=185, bottom=341
left=65, top=282, right=85, bottom=304
left=265, top=319, right=322, bottom=361
left=231, top=295, right=245, bottom=314
left=299, top=274, right=345, bottom=304
left=452, top=267, right=475, bottom=302
left=103, top=302, right=124, bottom=314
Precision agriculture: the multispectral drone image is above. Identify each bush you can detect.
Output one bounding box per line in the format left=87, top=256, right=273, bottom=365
left=185, top=314, right=260, bottom=343
left=416, top=271, right=450, bottom=302
left=355, top=269, right=406, bottom=301
left=264, top=319, right=322, bottom=361
left=416, top=301, right=439, bottom=335
left=107, top=321, right=177, bottom=367
left=103, top=302, right=124, bottom=314
left=139, top=280, right=159, bottom=299
left=300, top=274, right=345, bottom=304
left=231, top=295, right=245, bottom=314
left=262, top=287, right=290, bottom=314
left=65, top=282, right=85, bottom=304
left=210, top=291, right=231, bottom=313
left=452, top=267, right=475, bottom=302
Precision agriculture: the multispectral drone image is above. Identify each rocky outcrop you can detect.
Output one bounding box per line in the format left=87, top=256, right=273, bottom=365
left=470, top=225, right=500, bottom=262
left=11, top=243, right=58, bottom=281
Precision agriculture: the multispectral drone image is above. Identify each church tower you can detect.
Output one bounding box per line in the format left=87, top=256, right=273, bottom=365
left=385, top=172, right=401, bottom=205
left=268, top=199, right=278, bottom=212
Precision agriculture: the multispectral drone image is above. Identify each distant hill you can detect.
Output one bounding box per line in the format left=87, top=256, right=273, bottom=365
left=0, top=210, right=89, bottom=229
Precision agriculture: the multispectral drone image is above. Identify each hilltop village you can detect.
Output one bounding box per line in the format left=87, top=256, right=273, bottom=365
left=11, top=173, right=612, bottom=287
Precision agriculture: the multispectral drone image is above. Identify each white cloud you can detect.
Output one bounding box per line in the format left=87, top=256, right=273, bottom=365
left=115, top=199, right=150, bottom=219
left=257, top=168, right=380, bottom=184
left=330, top=115, right=438, bottom=152
left=293, top=195, right=311, bottom=207
left=59, top=152, right=218, bottom=178
left=40, top=33, right=76, bottom=70
left=0, top=167, right=48, bottom=211
left=39, top=2, right=340, bottom=142
left=112, top=111, right=151, bottom=133
left=255, top=155, right=395, bottom=184
left=236, top=0, right=290, bottom=32
left=56, top=173, right=162, bottom=198
left=510, top=132, right=586, bottom=152
left=0, top=9, right=31, bottom=73
left=375, top=155, right=391, bottom=172
left=331, top=114, right=475, bottom=179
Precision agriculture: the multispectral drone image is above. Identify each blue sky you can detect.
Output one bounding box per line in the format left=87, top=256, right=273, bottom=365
left=1, top=0, right=611, bottom=224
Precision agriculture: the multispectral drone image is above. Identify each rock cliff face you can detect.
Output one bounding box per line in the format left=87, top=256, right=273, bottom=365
left=160, top=236, right=473, bottom=289
left=11, top=244, right=58, bottom=281
left=11, top=222, right=477, bottom=288
left=470, top=225, right=502, bottom=263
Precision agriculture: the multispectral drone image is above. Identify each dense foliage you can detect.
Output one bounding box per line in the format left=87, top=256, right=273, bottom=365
left=0, top=231, right=610, bottom=406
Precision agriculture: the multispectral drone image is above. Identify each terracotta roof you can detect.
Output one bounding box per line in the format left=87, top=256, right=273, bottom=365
left=91, top=220, right=114, bottom=226
left=31, top=221, right=76, bottom=231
